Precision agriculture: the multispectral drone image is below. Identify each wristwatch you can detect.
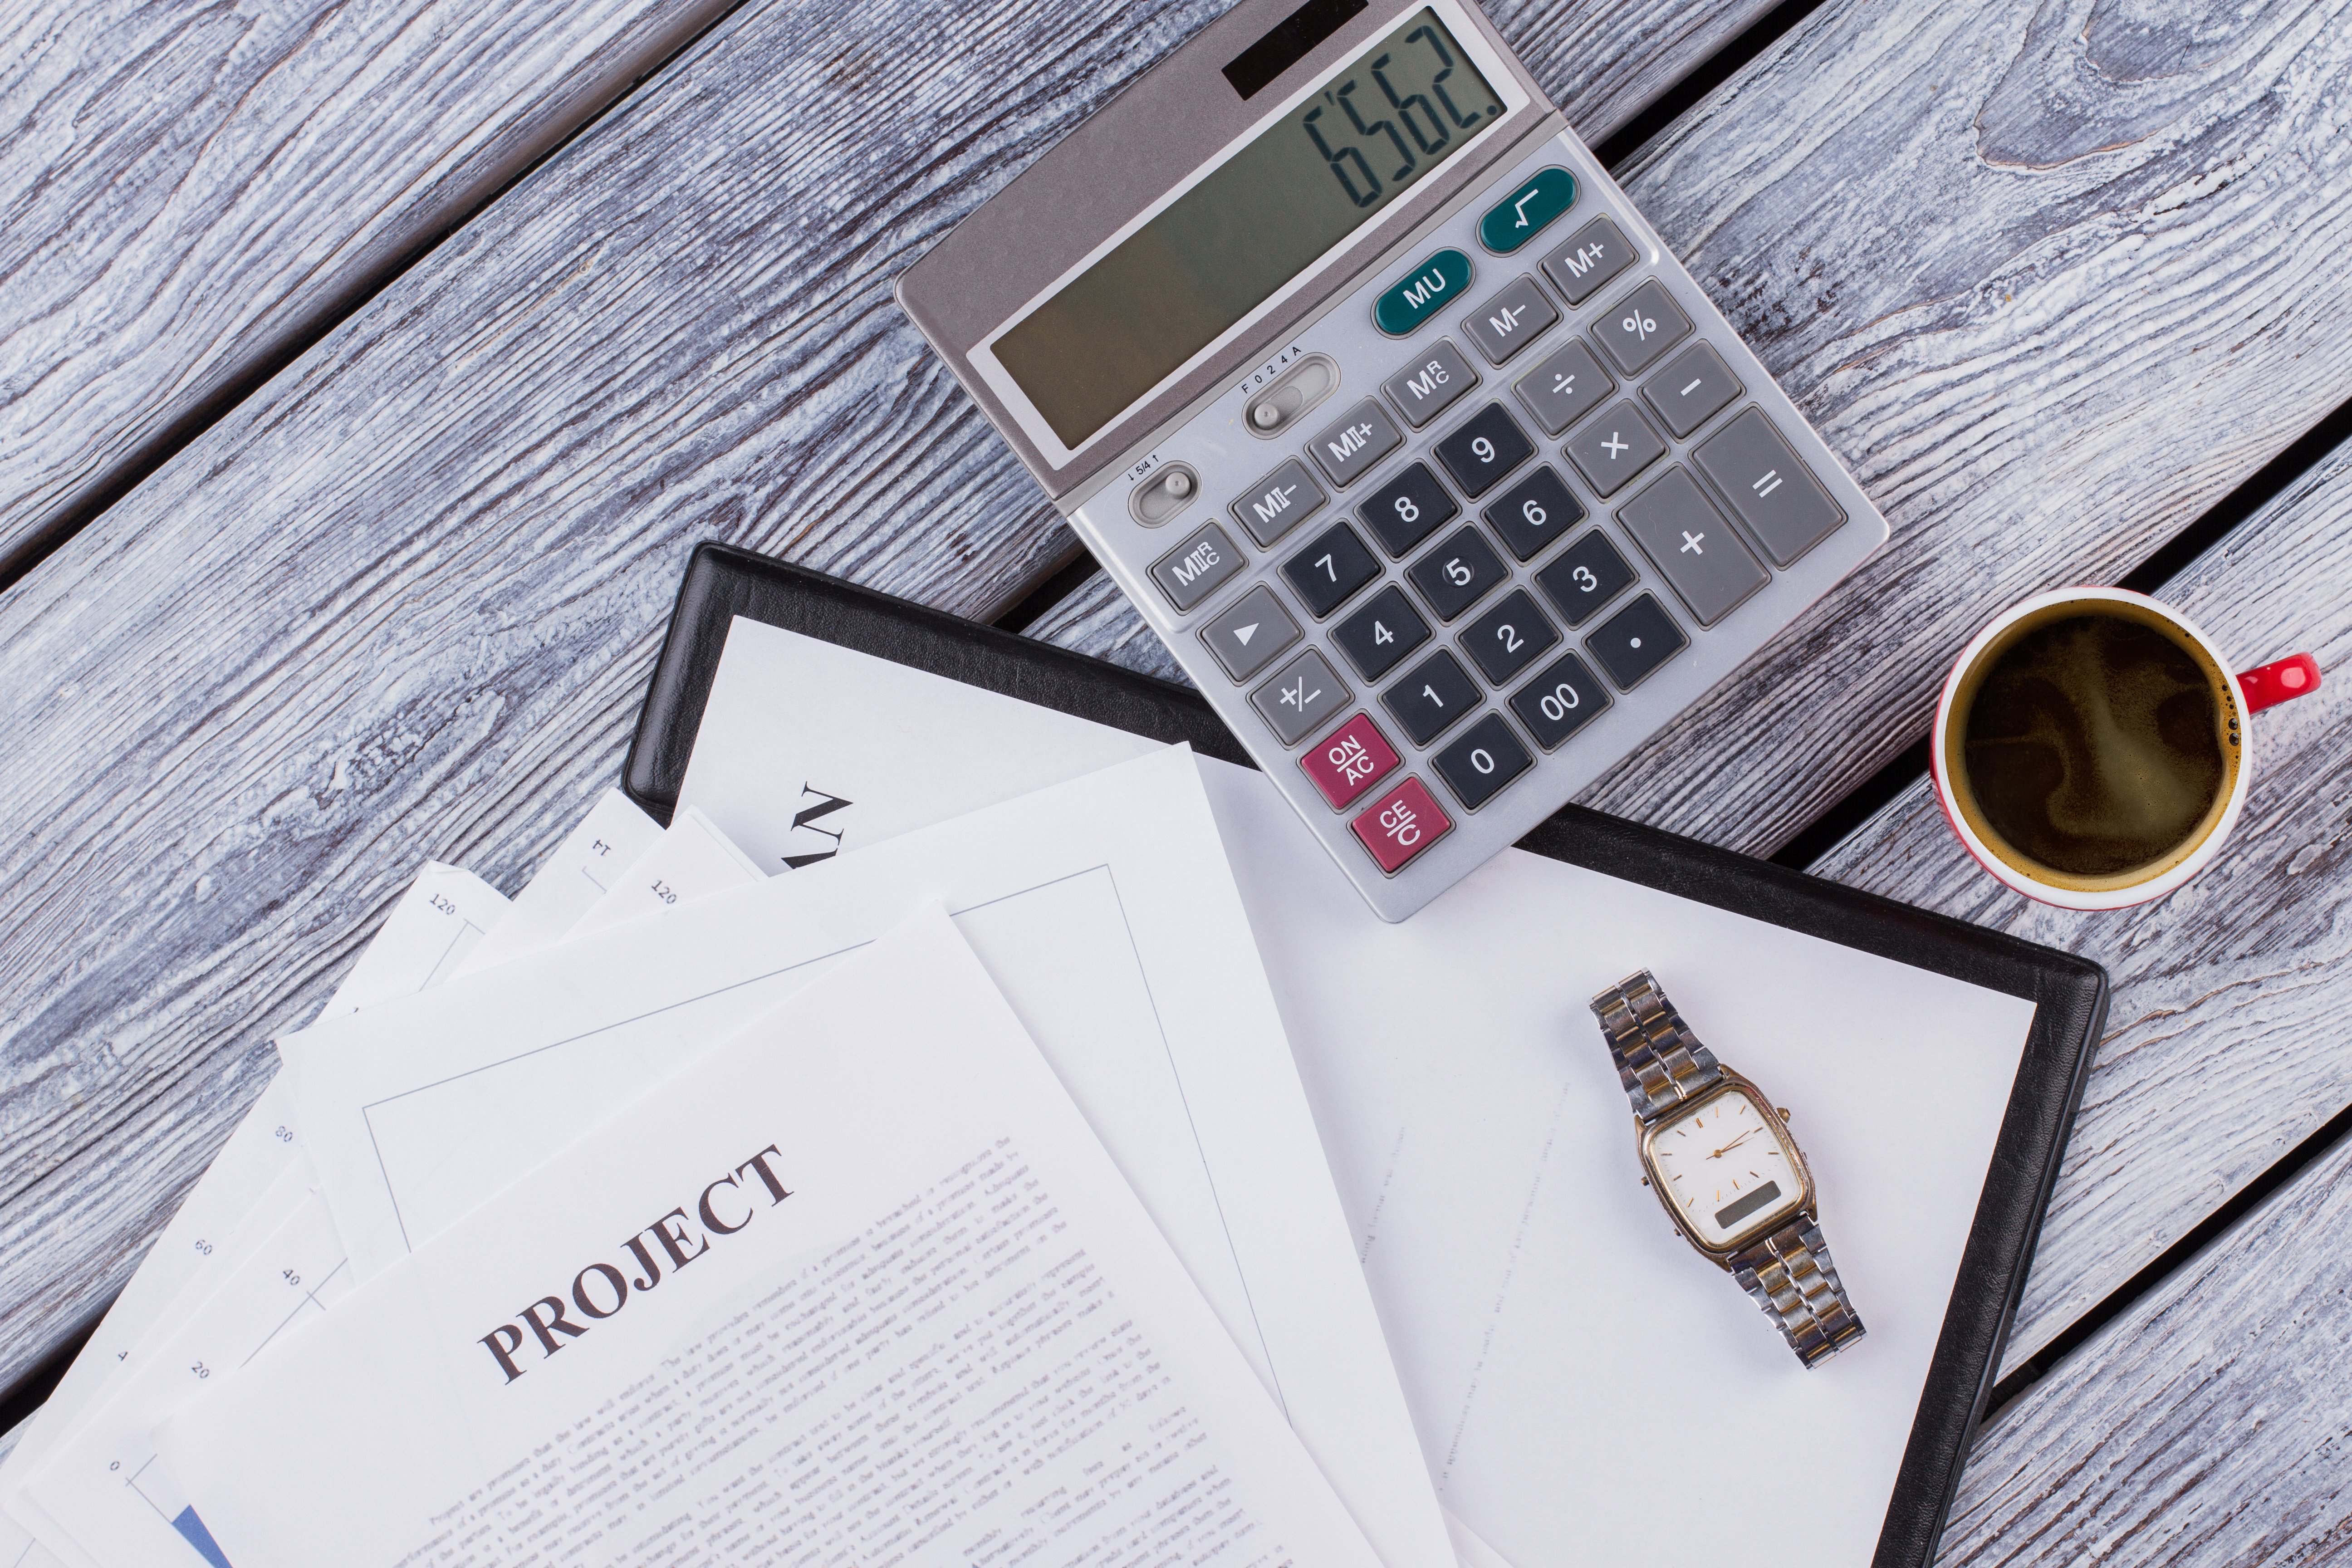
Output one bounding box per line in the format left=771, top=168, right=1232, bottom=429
left=1589, top=970, right=1866, bottom=1368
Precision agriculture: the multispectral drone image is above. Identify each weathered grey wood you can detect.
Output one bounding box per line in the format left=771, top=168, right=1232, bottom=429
left=1039, top=0, right=2352, bottom=865
left=0, top=0, right=741, bottom=582
left=0, top=0, right=1780, bottom=1401
left=1813, top=432, right=2352, bottom=1382
left=1936, top=1126, right=2352, bottom=1567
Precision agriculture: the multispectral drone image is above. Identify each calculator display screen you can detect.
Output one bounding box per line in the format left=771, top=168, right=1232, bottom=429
left=993, top=9, right=1504, bottom=450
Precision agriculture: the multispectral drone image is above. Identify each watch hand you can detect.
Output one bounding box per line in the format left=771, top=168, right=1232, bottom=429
left=1706, top=1128, right=1760, bottom=1161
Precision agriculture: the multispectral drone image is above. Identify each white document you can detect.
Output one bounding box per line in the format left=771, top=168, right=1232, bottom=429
left=280, top=747, right=1451, bottom=1568
left=2, top=862, right=510, bottom=1568
left=454, top=789, right=661, bottom=976
left=14, top=1168, right=349, bottom=1568
left=163, top=913, right=1390, bottom=1568
left=674, top=618, right=2041, bottom=1568
left=566, top=805, right=764, bottom=935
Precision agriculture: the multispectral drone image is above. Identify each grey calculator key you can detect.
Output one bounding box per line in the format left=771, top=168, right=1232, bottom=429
left=1361, top=461, right=1458, bottom=556
left=1283, top=521, right=1382, bottom=617
left=1694, top=408, right=1847, bottom=566
left=1198, top=584, right=1302, bottom=680
left=1406, top=525, right=1508, bottom=621
left=1380, top=339, right=1480, bottom=429
left=1592, top=279, right=1693, bottom=376
left=1462, top=589, right=1560, bottom=685
left=1510, top=649, right=1612, bottom=749
left=1228, top=458, right=1327, bottom=547
left=1434, top=713, right=1534, bottom=811
left=1513, top=339, right=1613, bottom=436
left=1563, top=401, right=1666, bottom=497
left=1462, top=276, right=1560, bottom=366
left=1432, top=403, right=1535, bottom=497
left=1585, top=593, right=1689, bottom=689
left=1308, top=397, right=1404, bottom=489
left=1383, top=649, right=1480, bottom=745
left=1148, top=520, right=1244, bottom=612
left=1617, top=467, right=1769, bottom=626
left=1334, top=585, right=1431, bottom=681
left=1252, top=649, right=1351, bottom=745
left=1640, top=342, right=1743, bottom=438
left=1533, top=529, right=1638, bottom=627
left=1542, top=217, right=1636, bottom=306
left=1484, top=466, right=1584, bottom=561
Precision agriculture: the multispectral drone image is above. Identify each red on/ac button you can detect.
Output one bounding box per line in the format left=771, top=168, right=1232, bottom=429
left=1301, top=712, right=1400, bottom=809
left=1352, top=777, right=1451, bottom=874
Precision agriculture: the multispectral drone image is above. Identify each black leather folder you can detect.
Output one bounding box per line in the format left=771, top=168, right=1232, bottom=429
left=624, top=541, right=2108, bottom=1568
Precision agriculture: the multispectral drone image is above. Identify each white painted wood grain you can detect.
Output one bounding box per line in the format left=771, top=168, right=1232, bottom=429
left=0, top=0, right=1778, bottom=1402
left=0, top=0, right=737, bottom=580
left=1038, top=0, right=2352, bottom=868
left=1812, top=433, right=2352, bottom=1385
left=1937, top=1125, right=2352, bottom=1567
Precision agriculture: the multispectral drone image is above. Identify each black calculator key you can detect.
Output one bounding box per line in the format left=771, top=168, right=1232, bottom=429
left=1406, top=526, right=1508, bottom=621
left=1383, top=649, right=1480, bottom=745
left=1585, top=593, right=1689, bottom=690
left=1334, top=585, right=1431, bottom=681
left=1461, top=589, right=1560, bottom=685
left=1282, top=522, right=1382, bottom=617
left=1510, top=650, right=1612, bottom=749
left=1361, top=462, right=1459, bottom=556
left=1434, top=713, right=1534, bottom=811
left=1432, top=403, right=1534, bottom=497
left=1483, top=466, right=1585, bottom=561
left=1533, top=530, right=1639, bottom=627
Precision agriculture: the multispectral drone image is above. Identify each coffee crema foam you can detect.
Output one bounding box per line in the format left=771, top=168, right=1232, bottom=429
left=1962, top=614, right=2224, bottom=878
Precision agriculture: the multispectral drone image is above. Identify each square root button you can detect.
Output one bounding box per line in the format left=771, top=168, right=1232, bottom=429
left=1300, top=712, right=1400, bottom=810
left=1352, top=776, right=1453, bottom=874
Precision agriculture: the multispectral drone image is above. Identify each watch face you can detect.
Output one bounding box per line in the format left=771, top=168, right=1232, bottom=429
left=1645, top=1088, right=1805, bottom=1249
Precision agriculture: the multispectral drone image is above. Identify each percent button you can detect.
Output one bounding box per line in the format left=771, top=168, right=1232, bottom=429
left=1592, top=278, right=1692, bottom=377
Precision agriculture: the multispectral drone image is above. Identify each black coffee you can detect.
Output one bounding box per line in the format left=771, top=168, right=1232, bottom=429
left=1962, top=613, right=2225, bottom=877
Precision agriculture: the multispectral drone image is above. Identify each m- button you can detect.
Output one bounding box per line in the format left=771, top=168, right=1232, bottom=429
left=1380, top=339, right=1479, bottom=429
left=1228, top=457, right=1327, bottom=547
left=1462, top=276, right=1559, bottom=366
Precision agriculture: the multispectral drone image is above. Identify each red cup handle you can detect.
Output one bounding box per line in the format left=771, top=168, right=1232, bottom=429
left=2239, top=654, right=2321, bottom=714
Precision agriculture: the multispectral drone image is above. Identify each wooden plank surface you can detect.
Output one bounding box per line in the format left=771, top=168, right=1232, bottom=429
left=1038, top=0, right=2352, bottom=867
left=0, top=0, right=1780, bottom=1401
left=0, top=0, right=740, bottom=582
left=1938, top=1127, right=2352, bottom=1566
left=1813, top=432, right=2352, bottom=1379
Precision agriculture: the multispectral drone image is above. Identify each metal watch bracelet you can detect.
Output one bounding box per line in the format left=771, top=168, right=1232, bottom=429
left=1589, top=970, right=1866, bottom=1369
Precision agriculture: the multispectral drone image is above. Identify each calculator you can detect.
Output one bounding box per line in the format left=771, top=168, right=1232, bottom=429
left=898, top=0, right=1888, bottom=921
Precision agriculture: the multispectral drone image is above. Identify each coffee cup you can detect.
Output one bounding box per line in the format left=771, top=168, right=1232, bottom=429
left=1930, top=587, right=2321, bottom=911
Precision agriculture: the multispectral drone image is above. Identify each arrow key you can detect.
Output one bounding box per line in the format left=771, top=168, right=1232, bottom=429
left=1198, top=584, right=1301, bottom=681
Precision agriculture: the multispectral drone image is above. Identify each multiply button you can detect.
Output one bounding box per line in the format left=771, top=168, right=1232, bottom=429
left=1564, top=401, right=1666, bottom=497
left=1148, top=520, right=1244, bottom=612
left=1592, top=278, right=1693, bottom=377
left=1228, top=458, right=1327, bottom=547
left=1462, top=276, right=1558, bottom=366
left=1693, top=408, right=1847, bottom=566
left=1434, top=713, right=1534, bottom=811
left=1617, top=467, right=1768, bottom=626
left=1352, top=776, right=1451, bottom=874
left=1197, top=584, right=1301, bottom=681
left=1380, top=339, right=1479, bottom=429
left=1251, top=649, right=1351, bottom=745
left=1542, top=216, right=1635, bottom=305
left=1300, top=712, right=1400, bottom=810
left=1308, top=397, right=1403, bottom=489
